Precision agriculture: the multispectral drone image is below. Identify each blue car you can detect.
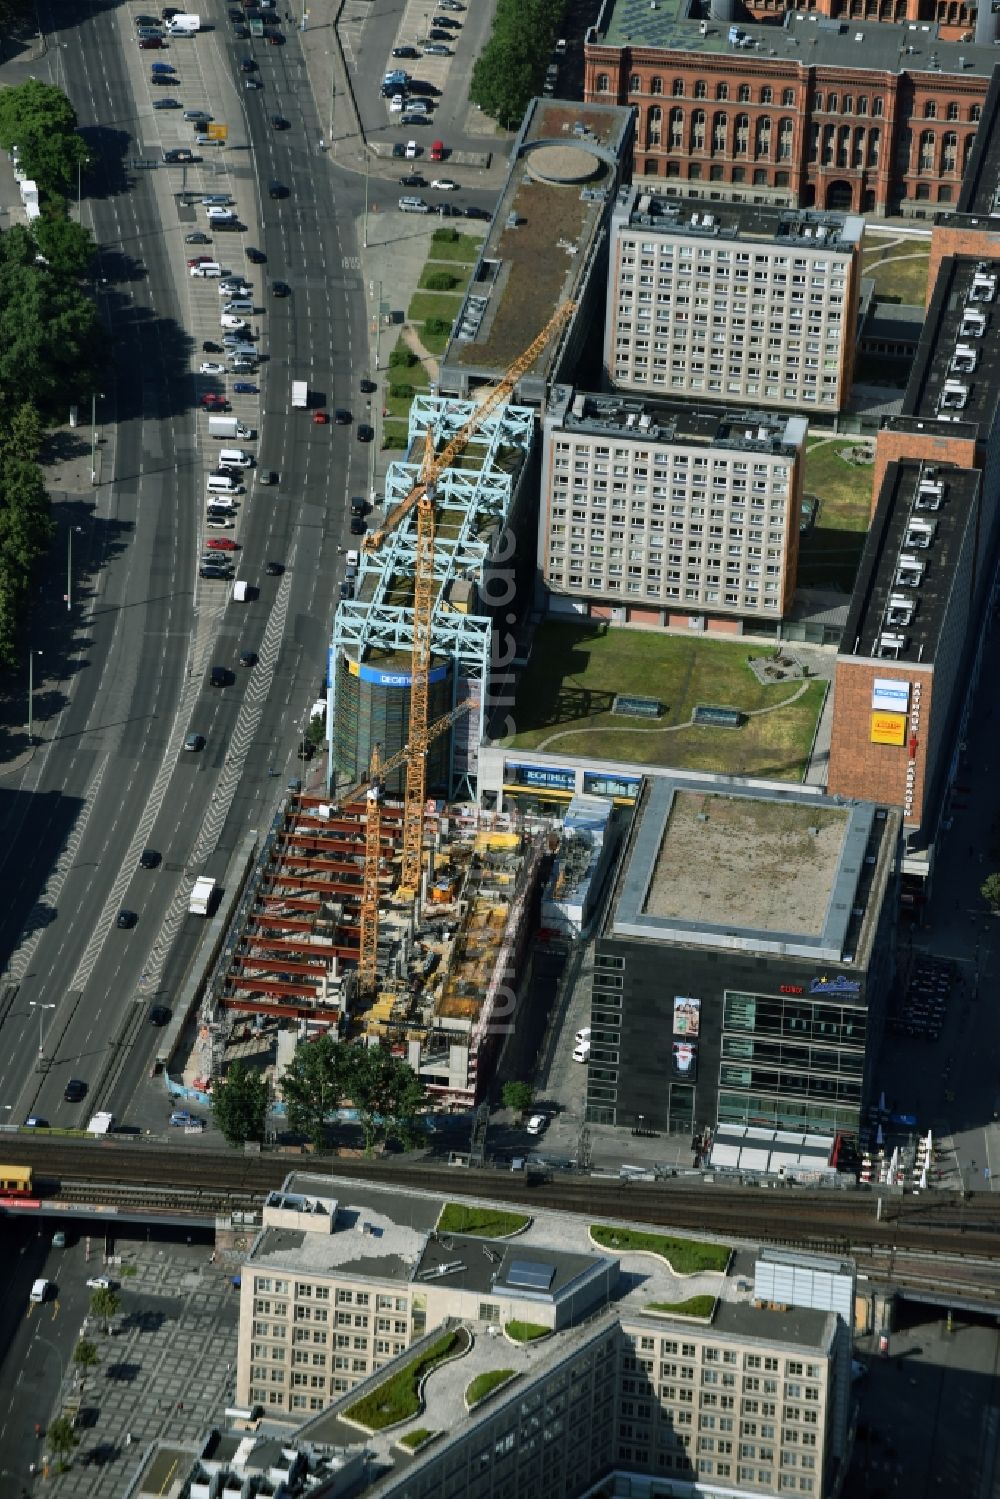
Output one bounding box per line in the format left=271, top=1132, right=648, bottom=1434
left=233, top=381, right=258, bottom=394
left=151, top=61, right=175, bottom=72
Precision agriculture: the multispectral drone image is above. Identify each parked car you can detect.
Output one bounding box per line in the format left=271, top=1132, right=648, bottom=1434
left=245, top=246, right=266, bottom=263
left=200, top=361, right=226, bottom=375
left=206, top=536, right=239, bottom=551
left=153, top=97, right=182, bottom=109
left=233, top=381, right=258, bottom=394
left=392, top=44, right=419, bottom=57
left=400, top=173, right=425, bottom=187
left=424, top=41, right=452, bottom=54
left=525, top=1113, right=546, bottom=1136
left=185, top=230, right=211, bottom=243
left=405, top=139, right=419, bottom=159
left=200, top=393, right=228, bottom=410
left=431, top=178, right=458, bottom=190
left=184, top=109, right=213, bottom=122
left=86, top=1275, right=116, bottom=1291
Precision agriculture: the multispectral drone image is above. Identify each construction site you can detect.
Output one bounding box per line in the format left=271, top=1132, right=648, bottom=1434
left=175, top=312, right=576, bottom=1113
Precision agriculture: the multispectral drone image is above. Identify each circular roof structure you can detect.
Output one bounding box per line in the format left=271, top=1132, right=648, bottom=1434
left=523, top=142, right=606, bottom=186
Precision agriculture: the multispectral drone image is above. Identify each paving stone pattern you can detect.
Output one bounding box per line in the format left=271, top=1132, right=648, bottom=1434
left=46, top=1250, right=239, bottom=1497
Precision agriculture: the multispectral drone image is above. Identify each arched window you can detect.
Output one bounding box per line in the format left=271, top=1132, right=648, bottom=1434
left=760, top=86, right=772, bottom=104
left=816, top=93, right=824, bottom=110
left=918, top=129, right=935, bottom=171
left=596, top=73, right=610, bottom=93
left=873, top=97, right=884, bottom=116
left=923, top=100, right=937, bottom=119
left=694, top=79, right=707, bottom=99
left=853, top=126, right=865, bottom=167
left=755, top=116, right=772, bottom=158
left=947, top=101, right=959, bottom=121
left=857, top=95, right=868, bottom=115
left=778, top=118, right=794, bottom=160
left=629, top=73, right=641, bottom=92
left=942, top=131, right=957, bottom=170
left=843, top=94, right=853, bottom=114
left=738, top=83, right=751, bottom=103
left=716, top=82, right=729, bottom=100
left=691, top=109, right=706, bottom=149
left=867, top=127, right=880, bottom=165
left=970, top=103, right=982, bottom=122
left=782, top=88, right=795, bottom=106
left=672, top=77, right=684, bottom=96
left=828, top=93, right=838, bottom=112
left=669, top=107, right=684, bottom=147
left=650, top=75, right=663, bottom=94
left=712, top=111, right=728, bottom=152
left=647, top=105, right=662, bottom=145
left=734, top=112, right=750, bottom=154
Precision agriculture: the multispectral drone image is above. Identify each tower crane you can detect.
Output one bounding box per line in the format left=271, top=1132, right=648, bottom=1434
left=363, top=301, right=575, bottom=905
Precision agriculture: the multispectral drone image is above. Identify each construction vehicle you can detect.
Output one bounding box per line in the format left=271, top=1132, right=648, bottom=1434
left=363, top=301, right=574, bottom=907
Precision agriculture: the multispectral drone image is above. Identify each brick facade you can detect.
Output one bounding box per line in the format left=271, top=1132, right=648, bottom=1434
left=827, top=662, right=932, bottom=823
left=744, top=0, right=973, bottom=42
left=871, top=427, right=977, bottom=513
left=584, top=50, right=986, bottom=216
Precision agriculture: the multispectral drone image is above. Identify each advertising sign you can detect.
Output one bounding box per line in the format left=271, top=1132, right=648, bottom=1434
left=870, top=711, right=906, bottom=746
left=671, top=1041, right=698, bottom=1081
left=673, top=996, right=701, bottom=1037
left=206, top=123, right=229, bottom=142
left=872, top=678, right=909, bottom=713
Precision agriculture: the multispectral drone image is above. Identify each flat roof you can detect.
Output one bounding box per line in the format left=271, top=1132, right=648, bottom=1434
left=592, top=0, right=1000, bottom=77
left=841, top=460, right=980, bottom=665
left=616, top=186, right=863, bottom=250
left=609, top=776, right=882, bottom=961
left=956, top=66, right=1000, bottom=216
left=416, top=1232, right=599, bottom=1300
left=711, top=1298, right=837, bottom=1353
left=440, top=96, right=633, bottom=384
left=900, top=255, right=1000, bottom=427
left=547, top=385, right=808, bottom=454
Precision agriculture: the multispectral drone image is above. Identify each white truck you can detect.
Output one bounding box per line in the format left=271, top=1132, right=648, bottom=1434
left=292, top=381, right=309, bottom=409
left=189, top=875, right=217, bottom=916
left=208, top=415, right=253, bottom=441
left=87, top=1111, right=115, bottom=1136
left=167, top=13, right=201, bottom=32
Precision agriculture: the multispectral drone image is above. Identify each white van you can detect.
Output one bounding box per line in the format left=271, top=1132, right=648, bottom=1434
left=207, top=207, right=236, bottom=223
left=224, top=299, right=254, bottom=316
left=190, top=262, right=223, bottom=278
left=218, top=449, right=252, bottom=468
left=220, top=314, right=250, bottom=331
left=30, top=1278, right=51, bottom=1303
left=207, top=474, right=243, bottom=494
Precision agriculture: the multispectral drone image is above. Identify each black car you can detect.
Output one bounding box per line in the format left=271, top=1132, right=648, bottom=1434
left=151, top=72, right=176, bottom=84
left=245, top=246, right=267, bottom=263
left=210, top=666, right=231, bottom=688
left=233, top=22, right=250, bottom=36
left=464, top=205, right=490, bottom=220
left=334, top=408, right=352, bottom=425
left=272, top=280, right=290, bottom=297
left=268, top=180, right=288, bottom=199
left=245, top=76, right=262, bottom=89
left=350, top=517, right=366, bottom=535
left=427, top=28, right=451, bottom=40
left=203, top=340, right=223, bottom=353
left=153, top=98, right=182, bottom=109
left=297, top=739, right=314, bottom=761
left=116, top=908, right=138, bottom=929
left=257, top=469, right=278, bottom=485
left=360, top=378, right=377, bottom=394
left=270, top=114, right=288, bottom=129
left=265, top=560, right=284, bottom=576
left=392, top=44, right=419, bottom=57
left=437, top=203, right=460, bottom=218
left=186, top=231, right=211, bottom=244
left=339, top=580, right=351, bottom=599
left=64, top=1078, right=87, bottom=1103
left=150, top=1005, right=172, bottom=1027
left=391, top=142, right=407, bottom=158
left=239, top=649, right=258, bottom=668
left=139, top=848, right=161, bottom=869
left=136, top=12, right=160, bottom=23
left=400, top=173, right=425, bottom=187
left=201, top=564, right=231, bottom=579
left=241, top=56, right=257, bottom=71
left=357, top=424, right=374, bottom=443
left=351, top=496, right=368, bottom=514
left=432, top=12, right=461, bottom=23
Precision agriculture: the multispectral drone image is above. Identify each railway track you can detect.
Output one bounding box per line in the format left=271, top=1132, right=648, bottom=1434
left=5, top=1137, right=1000, bottom=1261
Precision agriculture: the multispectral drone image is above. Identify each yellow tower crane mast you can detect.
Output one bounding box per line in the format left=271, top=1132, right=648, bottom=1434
left=363, top=301, right=575, bottom=904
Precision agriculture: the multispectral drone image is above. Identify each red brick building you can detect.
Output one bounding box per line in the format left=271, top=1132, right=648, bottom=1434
left=584, top=3, right=992, bottom=215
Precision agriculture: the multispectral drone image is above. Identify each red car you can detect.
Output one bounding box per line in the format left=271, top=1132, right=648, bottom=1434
left=200, top=393, right=228, bottom=410
left=139, top=36, right=163, bottom=47
left=206, top=536, right=238, bottom=551
left=313, top=410, right=329, bottom=424
left=187, top=255, right=212, bottom=267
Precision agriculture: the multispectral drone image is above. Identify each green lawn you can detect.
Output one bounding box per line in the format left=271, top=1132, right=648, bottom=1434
left=505, top=622, right=826, bottom=781
left=437, top=1203, right=530, bottom=1237
left=861, top=234, right=931, bottom=305
left=420, top=323, right=453, bottom=355
left=798, top=440, right=875, bottom=593
left=399, top=1428, right=437, bottom=1450
left=382, top=419, right=410, bottom=452
left=466, top=1369, right=515, bottom=1408
left=591, top=1225, right=730, bottom=1275
left=407, top=291, right=464, bottom=325
left=345, top=1329, right=467, bottom=1430
left=427, top=229, right=485, bottom=262
left=505, top=1321, right=551, bottom=1343
left=645, top=1296, right=717, bottom=1319
left=419, top=262, right=473, bottom=293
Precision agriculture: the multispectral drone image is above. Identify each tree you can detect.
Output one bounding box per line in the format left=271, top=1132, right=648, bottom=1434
left=469, top=0, right=565, bottom=128
left=46, top=1414, right=77, bottom=1470
left=0, top=79, right=89, bottom=196
left=89, top=1286, right=120, bottom=1331
left=1, top=401, right=44, bottom=464
left=280, top=1032, right=353, bottom=1148
left=73, top=1338, right=99, bottom=1371
left=348, top=1045, right=425, bottom=1154
left=33, top=209, right=96, bottom=281
left=501, top=1080, right=533, bottom=1115
left=212, top=1061, right=270, bottom=1147
left=982, top=872, right=1000, bottom=912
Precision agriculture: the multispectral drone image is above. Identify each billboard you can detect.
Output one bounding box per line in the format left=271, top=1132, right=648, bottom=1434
left=346, top=659, right=450, bottom=687
left=206, top=123, right=229, bottom=142
left=671, top=1041, right=698, bottom=1081
left=870, top=711, right=906, bottom=746
left=872, top=678, right=909, bottom=713
left=673, top=996, right=701, bottom=1037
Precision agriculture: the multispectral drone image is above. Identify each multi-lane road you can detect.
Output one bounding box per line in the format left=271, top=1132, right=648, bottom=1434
left=0, top=0, right=375, bottom=1130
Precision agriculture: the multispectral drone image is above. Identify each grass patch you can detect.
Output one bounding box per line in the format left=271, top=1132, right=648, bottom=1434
left=437, top=1203, right=529, bottom=1237
left=466, top=1368, right=515, bottom=1408
left=425, top=231, right=485, bottom=263
left=419, top=262, right=473, bottom=293
left=505, top=621, right=825, bottom=781
left=591, top=1225, right=729, bottom=1275
left=407, top=291, right=464, bottom=325
left=382, top=419, right=410, bottom=452
left=798, top=440, right=874, bottom=593
left=505, top=1321, right=550, bottom=1343
left=399, top=1428, right=437, bottom=1450
left=345, top=1329, right=467, bottom=1430
left=861, top=235, right=931, bottom=306
left=119, top=1264, right=138, bottom=1278
left=420, top=322, right=452, bottom=356
left=645, top=1296, right=717, bottom=1319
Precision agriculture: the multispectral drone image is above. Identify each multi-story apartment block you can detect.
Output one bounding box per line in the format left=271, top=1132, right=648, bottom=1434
left=584, top=0, right=995, bottom=217
left=605, top=189, right=863, bottom=413
left=540, top=386, right=806, bottom=630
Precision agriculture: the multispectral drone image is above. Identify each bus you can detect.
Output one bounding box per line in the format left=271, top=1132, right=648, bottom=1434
left=0, top=1164, right=33, bottom=1197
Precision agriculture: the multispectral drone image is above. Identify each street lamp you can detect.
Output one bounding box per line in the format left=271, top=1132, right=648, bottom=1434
left=90, top=391, right=105, bottom=486
left=29, top=1002, right=55, bottom=1059
left=27, top=650, right=42, bottom=743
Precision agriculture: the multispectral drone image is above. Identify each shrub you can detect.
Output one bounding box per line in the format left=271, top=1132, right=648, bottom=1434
left=390, top=346, right=418, bottom=369
left=466, top=1368, right=514, bottom=1408
left=424, top=270, right=458, bottom=290
left=432, top=227, right=459, bottom=243
left=424, top=316, right=451, bottom=337
left=389, top=383, right=415, bottom=402
left=399, top=1428, right=437, bottom=1450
